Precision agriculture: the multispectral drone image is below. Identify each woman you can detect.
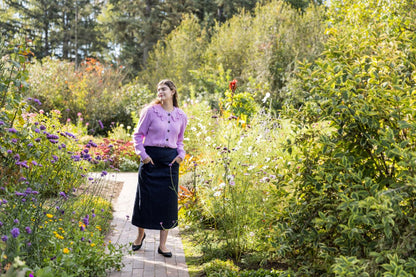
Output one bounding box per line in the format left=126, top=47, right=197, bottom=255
left=131, top=79, right=187, bottom=258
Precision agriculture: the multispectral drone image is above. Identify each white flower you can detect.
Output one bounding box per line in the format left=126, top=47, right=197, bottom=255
left=218, top=182, right=226, bottom=188
left=213, top=191, right=221, bottom=197
left=262, top=92, right=271, bottom=103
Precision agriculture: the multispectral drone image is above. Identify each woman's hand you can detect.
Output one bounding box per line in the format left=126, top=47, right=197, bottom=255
left=170, top=156, right=183, bottom=165
left=142, top=157, right=154, bottom=165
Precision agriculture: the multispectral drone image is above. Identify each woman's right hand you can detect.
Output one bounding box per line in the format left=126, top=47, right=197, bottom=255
left=142, top=157, right=154, bottom=165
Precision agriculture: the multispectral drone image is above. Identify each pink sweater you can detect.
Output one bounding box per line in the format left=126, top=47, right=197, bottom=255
left=133, top=104, right=188, bottom=161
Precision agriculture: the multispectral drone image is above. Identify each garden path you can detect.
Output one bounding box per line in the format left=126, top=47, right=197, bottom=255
left=105, top=172, right=190, bottom=277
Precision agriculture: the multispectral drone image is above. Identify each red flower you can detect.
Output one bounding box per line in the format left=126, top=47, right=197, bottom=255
left=229, top=79, right=238, bottom=93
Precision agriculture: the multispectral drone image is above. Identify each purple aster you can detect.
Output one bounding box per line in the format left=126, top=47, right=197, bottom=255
left=83, top=215, right=89, bottom=226
left=47, top=134, right=59, bottom=140
left=11, top=227, right=20, bottom=238
left=1, top=235, right=7, bottom=241
left=34, top=128, right=40, bottom=133
left=11, top=138, right=17, bottom=143
left=8, top=128, right=17, bottom=133
left=6, top=149, right=12, bottom=154
left=40, top=125, right=46, bottom=130
left=25, top=226, right=32, bottom=234
left=14, top=219, right=19, bottom=224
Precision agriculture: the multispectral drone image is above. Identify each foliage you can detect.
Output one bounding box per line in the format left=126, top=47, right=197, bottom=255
left=2, top=0, right=105, bottom=61
left=137, top=0, right=325, bottom=112
left=278, top=0, right=416, bottom=275
left=0, top=42, right=123, bottom=276
left=181, top=100, right=302, bottom=267
left=27, top=57, right=131, bottom=135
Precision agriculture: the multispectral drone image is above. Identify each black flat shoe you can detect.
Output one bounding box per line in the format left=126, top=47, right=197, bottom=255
left=132, top=233, right=146, bottom=251
left=158, top=247, right=172, bottom=258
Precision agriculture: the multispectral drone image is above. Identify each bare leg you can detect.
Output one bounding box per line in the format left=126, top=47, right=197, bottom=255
left=133, top=227, right=145, bottom=245
left=159, top=229, right=169, bottom=252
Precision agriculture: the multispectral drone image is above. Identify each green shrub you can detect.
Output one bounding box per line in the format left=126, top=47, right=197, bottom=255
left=279, top=0, right=416, bottom=275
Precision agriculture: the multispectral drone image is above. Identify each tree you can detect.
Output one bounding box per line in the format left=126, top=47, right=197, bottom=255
left=1, top=0, right=106, bottom=63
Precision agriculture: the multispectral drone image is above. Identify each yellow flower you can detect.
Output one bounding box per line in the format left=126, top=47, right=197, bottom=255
left=96, top=226, right=102, bottom=231
left=91, top=243, right=96, bottom=247
left=63, top=248, right=70, bottom=254
left=3, top=254, right=7, bottom=259
left=46, top=214, right=53, bottom=218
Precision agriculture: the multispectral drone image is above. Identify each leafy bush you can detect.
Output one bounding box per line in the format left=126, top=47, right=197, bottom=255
left=27, top=57, right=132, bottom=135
left=278, top=0, right=416, bottom=275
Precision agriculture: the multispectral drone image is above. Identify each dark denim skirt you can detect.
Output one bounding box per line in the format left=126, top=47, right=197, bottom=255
left=132, top=146, right=179, bottom=230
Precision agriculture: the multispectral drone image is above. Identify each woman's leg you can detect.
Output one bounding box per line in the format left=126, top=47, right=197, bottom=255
left=134, top=227, right=145, bottom=245
left=159, top=229, right=169, bottom=252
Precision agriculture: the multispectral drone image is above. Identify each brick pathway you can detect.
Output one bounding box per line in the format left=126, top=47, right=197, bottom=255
left=106, top=172, right=189, bottom=277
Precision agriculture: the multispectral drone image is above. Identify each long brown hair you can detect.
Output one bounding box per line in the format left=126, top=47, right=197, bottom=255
left=151, top=79, right=179, bottom=107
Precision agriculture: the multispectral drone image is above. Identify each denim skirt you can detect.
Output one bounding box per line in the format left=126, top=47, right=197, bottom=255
left=132, top=146, right=179, bottom=230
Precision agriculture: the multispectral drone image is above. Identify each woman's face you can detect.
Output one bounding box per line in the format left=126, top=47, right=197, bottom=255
left=157, top=84, right=174, bottom=102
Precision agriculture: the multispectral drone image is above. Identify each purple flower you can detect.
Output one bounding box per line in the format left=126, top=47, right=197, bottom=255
left=19, top=177, right=27, bottom=181
left=101, top=171, right=108, bottom=177
left=34, top=128, right=40, bottom=133
left=31, top=160, right=38, bottom=166
left=28, top=143, right=34, bottom=147
left=25, top=226, right=32, bottom=234
left=27, top=242, right=32, bottom=247
left=14, top=219, right=19, bottom=224
left=0, top=120, right=4, bottom=126
left=14, top=154, right=20, bottom=160
left=80, top=225, right=85, bottom=231
left=83, top=215, right=89, bottom=226
left=0, top=221, right=3, bottom=227
left=81, top=237, right=85, bottom=241
left=40, top=125, right=46, bottom=130
left=47, top=134, right=59, bottom=140
left=28, top=98, right=42, bottom=105
left=11, top=138, right=17, bottom=143
left=6, top=149, right=12, bottom=154
left=11, top=227, right=20, bottom=238
left=1, top=235, right=8, bottom=241
left=8, top=128, right=17, bottom=133
left=35, top=138, right=41, bottom=142
left=98, top=120, right=104, bottom=129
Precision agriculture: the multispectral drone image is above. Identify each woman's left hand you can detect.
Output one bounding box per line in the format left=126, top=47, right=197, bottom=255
left=170, top=156, right=183, bottom=165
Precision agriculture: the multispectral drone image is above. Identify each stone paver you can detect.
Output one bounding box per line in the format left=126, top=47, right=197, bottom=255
left=106, top=172, right=189, bottom=277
